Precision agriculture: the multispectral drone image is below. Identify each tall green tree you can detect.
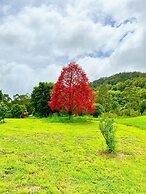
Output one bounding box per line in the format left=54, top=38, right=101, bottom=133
left=12, top=93, right=32, bottom=113
left=12, top=94, right=30, bottom=106
left=31, top=82, right=54, bottom=117
left=11, top=104, right=26, bottom=118
left=0, top=90, right=3, bottom=101
left=96, top=85, right=112, bottom=112
left=0, top=102, right=8, bottom=122
left=3, top=94, right=12, bottom=108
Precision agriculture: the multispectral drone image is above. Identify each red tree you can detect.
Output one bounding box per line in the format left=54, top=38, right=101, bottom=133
left=48, top=62, right=95, bottom=116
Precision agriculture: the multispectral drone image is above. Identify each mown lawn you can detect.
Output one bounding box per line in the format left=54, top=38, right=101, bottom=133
left=116, top=115, right=146, bottom=130
left=0, top=117, right=146, bottom=193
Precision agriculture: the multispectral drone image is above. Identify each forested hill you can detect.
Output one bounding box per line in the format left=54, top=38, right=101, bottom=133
left=91, top=71, right=146, bottom=117
left=92, top=72, right=146, bottom=87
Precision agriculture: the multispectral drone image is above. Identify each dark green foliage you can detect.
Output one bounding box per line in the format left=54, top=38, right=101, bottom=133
left=58, top=109, right=68, bottom=116
left=5, top=110, right=13, bottom=118
left=25, top=102, right=34, bottom=114
left=0, top=102, right=8, bottom=122
left=92, top=72, right=146, bottom=87
left=96, top=85, right=112, bottom=112
left=0, top=93, right=32, bottom=117
left=11, top=104, right=26, bottom=118
left=47, top=114, right=88, bottom=123
left=3, top=94, right=12, bottom=108
left=140, top=100, right=146, bottom=114
left=93, top=72, right=146, bottom=117
left=99, top=117, right=116, bottom=153
left=93, top=103, right=104, bottom=117
left=0, top=90, right=3, bottom=101
left=122, top=87, right=140, bottom=111
left=13, top=94, right=30, bottom=106
left=31, top=82, right=54, bottom=117
left=12, top=94, right=32, bottom=113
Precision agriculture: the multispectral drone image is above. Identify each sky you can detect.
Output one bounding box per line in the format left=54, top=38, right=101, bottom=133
left=0, top=0, right=146, bottom=95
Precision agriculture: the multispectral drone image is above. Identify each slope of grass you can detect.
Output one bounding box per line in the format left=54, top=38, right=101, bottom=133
left=0, top=118, right=146, bottom=193
left=115, top=116, right=146, bottom=130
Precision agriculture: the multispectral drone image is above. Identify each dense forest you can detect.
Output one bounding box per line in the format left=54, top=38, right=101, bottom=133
left=92, top=72, right=146, bottom=117
left=1, top=71, right=146, bottom=119
left=92, top=72, right=146, bottom=87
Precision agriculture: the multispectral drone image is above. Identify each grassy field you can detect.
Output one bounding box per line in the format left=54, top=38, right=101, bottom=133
left=116, top=116, right=146, bottom=130
left=0, top=117, right=146, bottom=193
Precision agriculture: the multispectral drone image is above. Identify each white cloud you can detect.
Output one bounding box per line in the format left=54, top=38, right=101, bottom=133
left=0, top=0, right=146, bottom=94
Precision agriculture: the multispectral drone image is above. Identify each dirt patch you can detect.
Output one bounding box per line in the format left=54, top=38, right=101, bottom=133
left=0, top=150, right=15, bottom=155
left=17, top=186, right=42, bottom=192
left=116, top=151, right=132, bottom=159
left=96, top=151, right=116, bottom=158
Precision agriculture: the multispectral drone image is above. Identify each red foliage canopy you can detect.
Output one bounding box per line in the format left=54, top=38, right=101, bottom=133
left=48, top=62, right=95, bottom=115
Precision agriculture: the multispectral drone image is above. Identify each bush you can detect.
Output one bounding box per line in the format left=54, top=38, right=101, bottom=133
left=58, top=109, right=68, bottom=116
left=11, top=104, right=26, bottom=118
left=0, top=102, right=8, bottom=123
left=93, top=103, right=104, bottom=117
left=130, top=110, right=140, bottom=117
left=5, top=110, right=12, bottom=118
left=142, top=110, right=146, bottom=115
left=101, top=112, right=117, bottom=118
left=120, top=108, right=130, bottom=117
left=99, top=117, right=116, bottom=153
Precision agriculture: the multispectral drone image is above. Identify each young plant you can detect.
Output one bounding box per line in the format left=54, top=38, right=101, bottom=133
left=99, top=117, right=116, bottom=153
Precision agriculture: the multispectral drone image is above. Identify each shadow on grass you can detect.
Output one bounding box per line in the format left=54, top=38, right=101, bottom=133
left=96, top=150, right=132, bottom=159
left=42, top=116, right=95, bottom=124
left=0, top=121, right=6, bottom=124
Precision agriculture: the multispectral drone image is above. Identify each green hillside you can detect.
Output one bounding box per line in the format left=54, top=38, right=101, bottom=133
left=91, top=72, right=146, bottom=117
left=92, top=72, right=146, bottom=87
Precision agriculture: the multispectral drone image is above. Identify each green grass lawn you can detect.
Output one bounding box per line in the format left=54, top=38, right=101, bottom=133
left=0, top=117, right=146, bottom=193
left=116, top=116, right=146, bottom=130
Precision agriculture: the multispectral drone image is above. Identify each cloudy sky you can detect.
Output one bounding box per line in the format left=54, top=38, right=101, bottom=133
left=0, top=0, right=146, bottom=95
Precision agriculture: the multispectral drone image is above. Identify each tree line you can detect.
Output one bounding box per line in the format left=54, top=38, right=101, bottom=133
left=0, top=82, right=54, bottom=121
left=0, top=62, right=95, bottom=121
left=1, top=68, right=146, bottom=122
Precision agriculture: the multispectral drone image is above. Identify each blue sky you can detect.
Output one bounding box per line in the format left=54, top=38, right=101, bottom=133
left=0, top=0, right=146, bottom=95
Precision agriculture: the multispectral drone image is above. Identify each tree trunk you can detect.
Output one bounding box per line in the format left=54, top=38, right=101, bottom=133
left=68, top=111, right=72, bottom=120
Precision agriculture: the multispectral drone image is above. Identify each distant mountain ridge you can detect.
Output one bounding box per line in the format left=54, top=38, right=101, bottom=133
left=92, top=72, right=146, bottom=87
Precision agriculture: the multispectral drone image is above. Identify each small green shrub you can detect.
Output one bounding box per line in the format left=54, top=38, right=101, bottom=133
left=58, top=109, right=68, bottom=116
left=130, top=110, right=140, bottom=117
left=99, top=117, right=116, bottom=153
